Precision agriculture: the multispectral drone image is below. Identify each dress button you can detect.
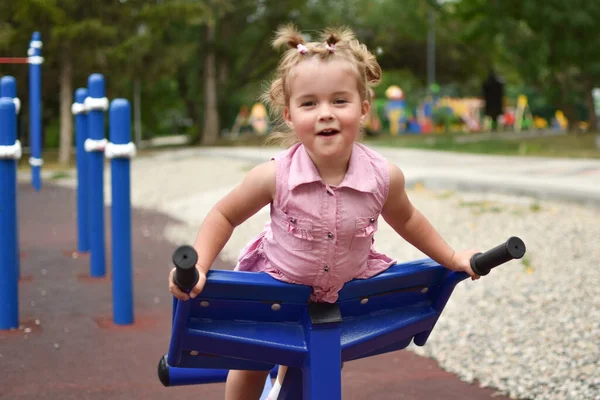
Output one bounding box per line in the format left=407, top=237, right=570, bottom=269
left=369, top=218, right=375, bottom=223
left=290, top=218, right=296, bottom=223
left=327, top=232, right=334, bottom=239
left=323, top=266, right=330, bottom=272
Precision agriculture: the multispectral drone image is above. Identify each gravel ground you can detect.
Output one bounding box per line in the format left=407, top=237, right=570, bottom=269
left=52, top=150, right=600, bottom=400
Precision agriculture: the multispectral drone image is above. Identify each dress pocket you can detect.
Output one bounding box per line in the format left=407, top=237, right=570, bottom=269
left=279, top=212, right=315, bottom=251
left=350, top=214, right=379, bottom=251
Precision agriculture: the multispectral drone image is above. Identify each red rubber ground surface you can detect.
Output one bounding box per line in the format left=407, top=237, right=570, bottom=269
left=0, top=183, right=509, bottom=400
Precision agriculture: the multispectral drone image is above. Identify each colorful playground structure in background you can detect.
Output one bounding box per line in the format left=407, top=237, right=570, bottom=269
left=368, top=85, right=570, bottom=136
left=230, top=81, right=576, bottom=137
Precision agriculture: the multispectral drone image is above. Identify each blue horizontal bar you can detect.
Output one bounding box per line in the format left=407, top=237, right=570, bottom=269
left=337, top=260, right=447, bottom=301
left=340, top=304, right=437, bottom=360
left=178, top=352, right=276, bottom=371
left=168, top=366, right=229, bottom=386
left=183, top=319, right=308, bottom=368
left=201, top=270, right=312, bottom=303
left=189, top=298, right=307, bottom=323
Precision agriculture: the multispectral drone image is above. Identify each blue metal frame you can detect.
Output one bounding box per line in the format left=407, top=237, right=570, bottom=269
left=74, top=88, right=89, bottom=253
left=109, top=99, right=134, bottom=325
left=87, top=74, right=106, bottom=278
left=28, top=32, right=42, bottom=191
left=0, top=97, right=19, bottom=330
left=160, top=258, right=470, bottom=399
left=0, top=76, right=20, bottom=280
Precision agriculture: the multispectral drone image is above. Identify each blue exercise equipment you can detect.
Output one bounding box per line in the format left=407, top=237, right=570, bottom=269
left=0, top=32, right=44, bottom=191
left=108, top=99, right=135, bottom=325
left=0, top=76, right=21, bottom=280
left=0, top=69, right=137, bottom=329
left=73, top=88, right=90, bottom=253
left=28, top=32, right=43, bottom=191
left=158, top=237, right=526, bottom=399
left=86, top=74, right=108, bottom=278
left=0, top=97, right=20, bottom=330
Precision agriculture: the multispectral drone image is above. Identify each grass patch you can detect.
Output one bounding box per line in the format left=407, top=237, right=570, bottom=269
left=521, top=255, right=534, bottom=274
left=363, top=131, right=600, bottom=158
left=436, top=190, right=456, bottom=199
left=529, top=202, right=542, bottom=212
left=459, top=200, right=504, bottom=214
left=49, top=171, right=70, bottom=181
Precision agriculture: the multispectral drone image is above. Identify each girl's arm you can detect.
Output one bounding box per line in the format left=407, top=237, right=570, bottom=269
left=381, top=163, right=479, bottom=277
left=170, top=160, right=276, bottom=300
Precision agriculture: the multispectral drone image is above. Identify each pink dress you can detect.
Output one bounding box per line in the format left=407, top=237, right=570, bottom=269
left=235, top=142, right=395, bottom=303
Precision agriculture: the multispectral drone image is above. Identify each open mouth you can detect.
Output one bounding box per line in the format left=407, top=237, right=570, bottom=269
left=317, top=128, right=340, bottom=137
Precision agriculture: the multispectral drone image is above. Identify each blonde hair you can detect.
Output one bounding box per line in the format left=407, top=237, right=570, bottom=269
left=262, top=24, right=382, bottom=147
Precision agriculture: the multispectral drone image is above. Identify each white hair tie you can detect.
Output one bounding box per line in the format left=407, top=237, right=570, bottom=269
left=326, top=43, right=336, bottom=53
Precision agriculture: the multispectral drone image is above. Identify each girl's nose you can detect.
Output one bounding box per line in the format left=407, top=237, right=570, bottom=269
left=318, top=105, right=334, bottom=121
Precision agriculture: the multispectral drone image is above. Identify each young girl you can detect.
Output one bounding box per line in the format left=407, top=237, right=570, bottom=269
left=169, top=24, right=480, bottom=400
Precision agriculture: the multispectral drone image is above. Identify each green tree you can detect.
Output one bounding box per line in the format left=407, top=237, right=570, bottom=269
left=2, top=0, right=132, bottom=164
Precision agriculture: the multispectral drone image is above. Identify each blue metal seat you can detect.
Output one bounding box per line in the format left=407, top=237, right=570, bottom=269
left=159, top=258, right=471, bottom=399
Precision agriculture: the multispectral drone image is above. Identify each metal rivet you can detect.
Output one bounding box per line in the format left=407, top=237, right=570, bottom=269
left=271, top=303, right=281, bottom=311
left=327, top=232, right=333, bottom=239
left=190, top=351, right=199, bottom=356
left=360, top=298, right=369, bottom=305
left=200, top=301, right=210, bottom=307
left=421, top=288, right=429, bottom=294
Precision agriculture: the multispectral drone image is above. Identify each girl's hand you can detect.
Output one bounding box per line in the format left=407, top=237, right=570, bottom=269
left=449, top=250, right=481, bottom=280
left=168, top=267, right=207, bottom=301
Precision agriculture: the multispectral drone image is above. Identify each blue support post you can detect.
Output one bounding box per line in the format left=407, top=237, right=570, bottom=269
left=86, top=74, right=108, bottom=278
left=1, top=76, right=21, bottom=279
left=167, top=299, right=192, bottom=366
left=302, top=323, right=342, bottom=399
left=108, top=99, right=135, bottom=325
left=0, top=76, right=19, bottom=112
left=73, top=88, right=89, bottom=253
left=28, top=32, right=43, bottom=191
left=279, top=311, right=343, bottom=400
left=0, top=98, right=19, bottom=329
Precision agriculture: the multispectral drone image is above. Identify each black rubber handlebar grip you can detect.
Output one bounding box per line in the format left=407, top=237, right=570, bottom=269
left=172, top=245, right=199, bottom=291
left=470, top=236, right=526, bottom=276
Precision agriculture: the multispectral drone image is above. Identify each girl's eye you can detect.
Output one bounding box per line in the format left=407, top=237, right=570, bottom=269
left=334, top=98, right=348, bottom=104
left=301, top=101, right=315, bottom=107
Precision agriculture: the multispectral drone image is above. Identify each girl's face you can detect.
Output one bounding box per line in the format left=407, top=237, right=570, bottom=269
left=284, top=57, right=370, bottom=162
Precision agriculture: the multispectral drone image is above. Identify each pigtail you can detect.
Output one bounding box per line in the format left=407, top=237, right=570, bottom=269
left=262, top=77, right=284, bottom=112
left=320, top=26, right=355, bottom=46
left=362, top=47, right=382, bottom=86
left=272, top=23, right=306, bottom=51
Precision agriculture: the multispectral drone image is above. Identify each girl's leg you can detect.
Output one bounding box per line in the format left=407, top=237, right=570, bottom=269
left=225, top=370, right=270, bottom=400
left=267, top=363, right=343, bottom=399
left=276, top=365, right=287, bottom=385
left=266, top=365, right=287, bottom=400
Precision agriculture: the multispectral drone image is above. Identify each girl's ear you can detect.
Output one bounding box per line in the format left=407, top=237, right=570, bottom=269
left=360, top=100, right=371, bottom=123
left=283, top=106, right=294, bottom=129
